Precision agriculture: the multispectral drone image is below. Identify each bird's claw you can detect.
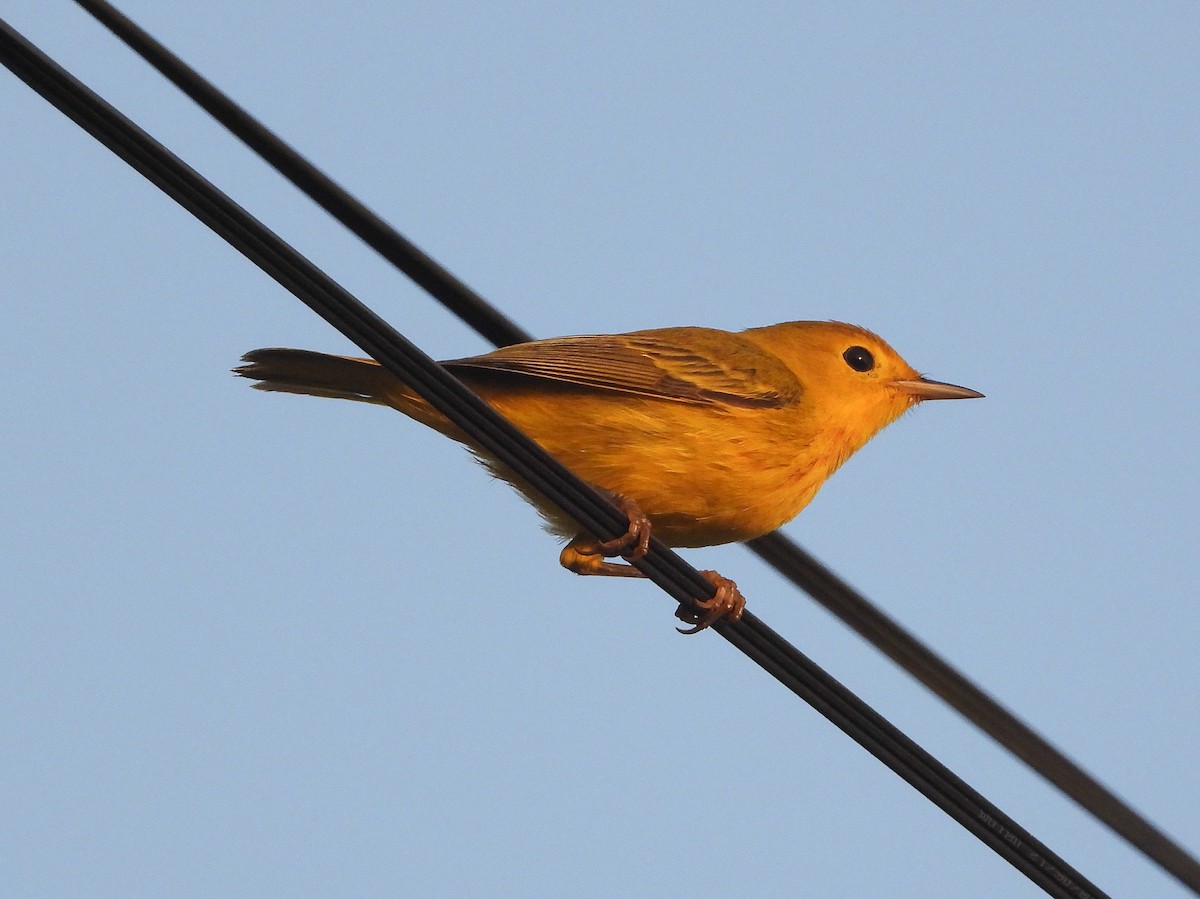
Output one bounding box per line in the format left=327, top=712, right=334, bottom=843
left=675, top=571, right=746, bottom=634
left=593, top=493, right=652, bottom=561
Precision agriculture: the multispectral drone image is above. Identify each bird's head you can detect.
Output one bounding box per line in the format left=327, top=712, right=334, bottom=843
left=744, top=320, right=982, bottom=461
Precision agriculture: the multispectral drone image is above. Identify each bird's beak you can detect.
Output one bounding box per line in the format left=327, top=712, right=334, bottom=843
left=892, top=377, right=984, bottom=401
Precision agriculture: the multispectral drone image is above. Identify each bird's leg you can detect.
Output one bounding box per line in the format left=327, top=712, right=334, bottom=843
left=557, top=492, right=745, bottom=634
left=674, top=571, right=746, bottom=634
left=558, top=492, right=652, bottom=577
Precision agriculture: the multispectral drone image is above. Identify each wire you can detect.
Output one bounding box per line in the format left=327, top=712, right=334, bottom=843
left=74, top=0, right=532, bottom=350
left=1, top=17, right=1108, bottom=899
left=64, top=1, right=1200, bottom=893
left=747, top=531, right=1200, bottom=884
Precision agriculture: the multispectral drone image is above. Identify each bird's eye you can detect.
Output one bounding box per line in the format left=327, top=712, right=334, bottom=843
left=842, top=345, right=875, bottom=372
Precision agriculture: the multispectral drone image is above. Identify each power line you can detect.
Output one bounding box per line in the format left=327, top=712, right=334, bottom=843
left=1, top=16, right=1108, bottom=899
left=75, top=0, right=532, bottom=350
left=63, top=1, right=1200, bottom=893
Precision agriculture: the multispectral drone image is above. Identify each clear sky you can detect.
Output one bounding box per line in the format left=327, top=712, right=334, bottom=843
left=2, top=3, right=1197, bottom=897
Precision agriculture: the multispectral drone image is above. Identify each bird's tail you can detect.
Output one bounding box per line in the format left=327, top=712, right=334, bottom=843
left=235, top=347, right=467, bottom=439
left=237, top=348, right=580, bottom=539
left=234, top=348, right=407, bottom=405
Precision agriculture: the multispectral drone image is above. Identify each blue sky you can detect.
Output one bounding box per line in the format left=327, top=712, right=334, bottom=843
left=2, top=3, right=1197, bottom=897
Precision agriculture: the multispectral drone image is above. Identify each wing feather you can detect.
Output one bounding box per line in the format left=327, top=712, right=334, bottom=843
left=442, top=327, right=799, bottom=408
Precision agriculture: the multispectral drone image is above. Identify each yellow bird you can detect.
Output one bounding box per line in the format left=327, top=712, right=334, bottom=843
left=236, top=321, right=981, bottom=631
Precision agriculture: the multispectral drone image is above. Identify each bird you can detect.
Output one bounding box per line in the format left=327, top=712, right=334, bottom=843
left=235, top=321, right=981, bottom=631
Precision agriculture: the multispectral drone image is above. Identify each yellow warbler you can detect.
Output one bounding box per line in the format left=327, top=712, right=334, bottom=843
left=236, top=321, right=981, bottom=630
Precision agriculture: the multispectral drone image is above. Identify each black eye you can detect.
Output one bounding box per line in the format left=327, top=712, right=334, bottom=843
left=842, top=345, right=875, bottom=372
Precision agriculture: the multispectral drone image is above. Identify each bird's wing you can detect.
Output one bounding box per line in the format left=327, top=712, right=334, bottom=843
left=442, top=327, right=799, bottom=408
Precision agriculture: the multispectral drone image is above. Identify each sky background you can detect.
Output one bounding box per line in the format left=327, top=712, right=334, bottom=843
left=2, top=3, right=1197, bottom=897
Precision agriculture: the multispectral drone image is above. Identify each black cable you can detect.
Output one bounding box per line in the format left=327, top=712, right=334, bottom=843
left=74, top=0, right=532, bottom=350
left=747, top=531, right=1200, bottom=886
left=1, top=18, right=1107, bottom=899
left=64, top=2, right=1200, bottom=893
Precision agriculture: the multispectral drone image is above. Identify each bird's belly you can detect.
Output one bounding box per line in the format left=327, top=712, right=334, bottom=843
left=516, top=404, right=823, bottom=548
left=616, top=459, right=822, bottom=548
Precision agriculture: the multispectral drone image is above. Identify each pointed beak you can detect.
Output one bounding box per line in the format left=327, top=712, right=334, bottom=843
left=892, top=377, right=984, bottom=401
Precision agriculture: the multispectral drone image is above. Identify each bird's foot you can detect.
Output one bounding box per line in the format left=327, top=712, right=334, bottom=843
left=591, top=492, right=651, bottom=561
left=675, top=571, right=746, bottom=635
left=559, top=494, right=651, bottom=577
